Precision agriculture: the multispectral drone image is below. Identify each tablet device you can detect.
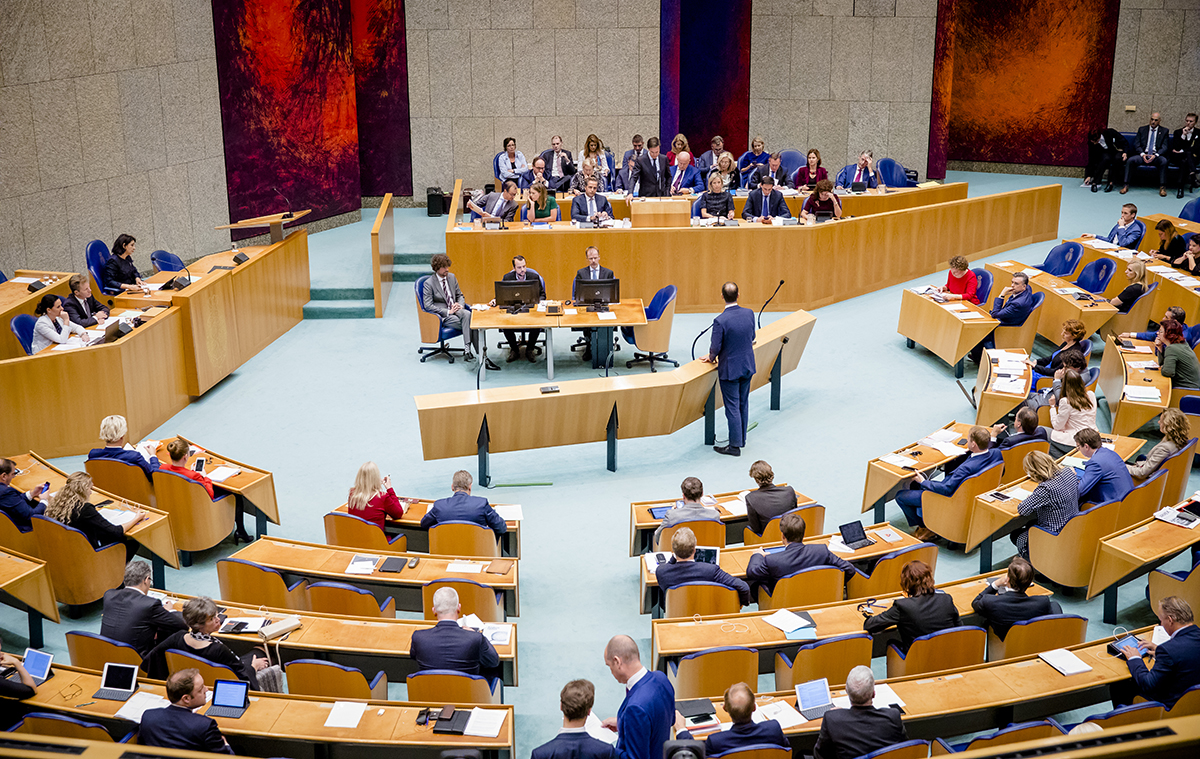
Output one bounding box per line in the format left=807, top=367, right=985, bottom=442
left=205, top=679, right=250, bottom=718
left=796, top=678, right=834, bottom=719
left=1108, top=635, right=1145, bottom=658
left=648, top=506, right=671, bottom=520
left=692, top=547, right=720, bottom=565
left=94, top=662, right=139, bottom=701
left=16, top=649, right=53, bottom=684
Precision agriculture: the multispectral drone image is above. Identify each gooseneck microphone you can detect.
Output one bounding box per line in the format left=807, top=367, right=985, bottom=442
left=692, top=323, right=713, bottom=361
left=758, top=280, right=785, bottom=329
left=273, top=187, right=295, bottom=219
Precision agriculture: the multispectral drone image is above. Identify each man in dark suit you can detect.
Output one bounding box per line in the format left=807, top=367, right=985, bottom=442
left=540, top=136, right=575, bottom=192
left=600, top=635, right=674, bottom=759
left=466, top=180, right=519, bottom=222
left=1122, top=112, right=1170, bottom=196
left=532, top=679, right=617, bottom=759
left=622, top=135, right=645, bottom=170
left=1087, top=127, right=1128, bottom=193
left=702, top=282, right=756, bottom=456
left=745, top=512, right=857, bottom=598
left=0, top=457, right=45, bottom=531
left=422, top=253, right=498, bottom=368
left=834, top=151, right=881, bottom=189
left=895, top=426, right=1002, bottom=541
left=1117, top=596, right=1200, bottom=709
left=741, top=175, right=791, bottom=222
left=634, top=137, right=671, bottom=197
left=520, top=157, right=551, bottom=190
left=655, top=526, right=751, bottom=608
left=421, top=470, right=507, bottom=538
left=990, top=408, right=1049, bottom=450
left=492, top=256, right=546, bottom=363
left=970, top=557, right=1062, bottom=640
left=574, top=246, right=615, bottom=362
left=87, top=415, right=160, bottom=481
left=814, top=665, right=906, bottom=759
left=1075, top=428, right=1134, bottom=505
left=101, top=560, right=186, bottom=656
left=62, top=273, right=109, bottom=327
left=410, top=586, right=501, bottom=677
left=614, top=155, right=639, bottom=194
left=696, top=135, right=724, bottom=175
left=139, top=669, right=233, bottom=754
left=571, top=177, right=614, bottom=222
left=744, top=460, right=798, bottom=537
left=968, top=272, right=1035, bottom=362
left=1169, top=112, right=1198, bottom=198
left=675, top=682, right=788, bottom=753
left=748, top=152, right=794, bottom=190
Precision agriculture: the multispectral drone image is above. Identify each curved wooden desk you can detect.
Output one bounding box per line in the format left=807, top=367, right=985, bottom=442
left=630, top=486, right=817, bottom=556
left=152, top=436, right=280, bottom=532
left=0, top=270, right=74, bottom=360
left=0, top=547, right=59, bottom=647
left=332, top=500, right=520, bottom=557
left=861, top=422, right=978, bottom=522
left=975, top=348, right=1033, bottom=426
left=985, top=260, right=1119, bottom=340
left=1097, top=337, right=1172, bottom=436
left=896, top=289, right=999, bottom=378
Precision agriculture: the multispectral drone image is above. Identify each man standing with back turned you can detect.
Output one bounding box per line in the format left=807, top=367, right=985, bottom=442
left=602, top=635, right=674, bottom=759
left=702, top=282, right=756, bottom=457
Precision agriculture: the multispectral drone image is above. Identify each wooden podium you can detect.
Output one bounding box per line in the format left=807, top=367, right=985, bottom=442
left=628, top=197, right=691, bottom=228
left=216, top=209, right=311, bottom=243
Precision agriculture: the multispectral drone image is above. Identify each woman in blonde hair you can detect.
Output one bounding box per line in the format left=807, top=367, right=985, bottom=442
left=667, top=133, right=690, bottom=166
left=569, top=157, right=600, bottom=196
left=1128, top=409, right=1192, bottom=478
left=1109, top=260, right=1147, bottom=314
left=348, top=461, right=404, bottom=531
left=712, top=151, right=739, bottom=192
left=1011, top=450, right=1079, bottom=559
left=44, top=472, right=142, bottom=561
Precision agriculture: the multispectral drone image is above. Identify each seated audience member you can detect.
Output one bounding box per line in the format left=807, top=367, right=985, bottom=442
left=0, top=457, right=45, bottom=531
left=423, top=254, right=492, bottom=366
left=1024, top=349, right=1088, bottom=412
left=347, top=460, right=405, bottom=531
left=668, top=151, right=703, bottom=195
left=613, top=156, right=639, bottom=195
left=1152, top=220, right=1186, bottom=263
left=634, top=137, right=671, bottom=197
left=570, top=177, right=614, bottom=223
left=1121, top=112, right=1169, bottom=196
left=1120, top=306, right=1189, bottom=343
left=813, top=666, right=906, bottom=759
left=748, top=152, right=793, bottom=190
left=532, top=679, right=617, bottom=759
left=1076, top=428, right=1134, bottom=505
left=1157, top=318, right=1200, bottom=389
left=835, top=151, right=881, bottom=189
left=1046, top=370, right=1098, bottom=458
left=497, top=137, right=528, bottom=181
left=675, top=682, right=788, bottom=753
left=970, top=557, right=1062, bottom=639
left=1116, top=596, right=1200, bottom=709
left=1169, top=113, right=1198, bottom=198
left=699, top=173, right=734, bottom=220
left=103, top=233, right=146, bottom=294
left=421, top=470, right=506, bottom=538
left=696, top=135, right=725, bottom=174
left=0, top=636, right=38, bottom=701
left=655, top=527, right=751, bottom=607
left=45, top=471, right=141, bottom=563
left=466, top=180, right=519, bottom=222
left=581, top=133, right=611, bottom=188
left=1030, top=319, right=1087, bottom=381
left=745, top=512, right=856, bottom=596
left=742, top=175, right=790, bottom=223
left=711, top=151, right=739, bottom=192
left=622, top=134, right=645, bottom=168
left=575, top=246, right=614, bottom=362
left=1086, top=127, right=1126, bottom=192
left=802, top=179, right=842, bottom=222
left=524, top=181, right=560, bottom=222
left=968, top=273, right=1035, bottom=363
left=520, top=157, right=551, bottom=190
left=493, top=255, right=546, bottom=363
left=541, top=136, right=575, bottom=192
left=87, top=414, right=160, bottom=481
left=101, top=560, right=186, bottom=657
left=139, top=669, right=234, bottom=754
left=863, top=560, right=959, bottom=653
left=1082, top=203, right=1144, bottom=248
left=144, top=596, right=268, bottom=688
left=410, top=586, right=501, bottom=676
left=794, top=149, right=828, bottom=188
left=1110, top=260, right=1147, bottom=313
left=569, top=157, right=602, bottom=195
left=62, top=273, right=109, bottom=327
left=160, top=438, right=225, bottom=504
left=652, top=477, right=720, bottom=548
left=936, top=255, right=977, bottom=304
left=666, top=133, right=690, bottom=165
left=744, top=460, right=798, bottom=537
left=990, top=407, right=1049, bottom=450
left=894, top=426, right=1001, bottom=541
left=741, top=136, right=768, bottom=181
left=1070, top=723, right=1104, bottom=736
left=1172, top=234, right=1200, bottom=276
left=1129, top=409, right=1191, bottom=478
left=30, top=293, right=87, bottom=353
left=1011, top=450, right=1080, bottom=560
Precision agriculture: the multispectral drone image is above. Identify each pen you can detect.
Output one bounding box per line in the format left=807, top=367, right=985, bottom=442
left=76, top=701, right=95, bottom=707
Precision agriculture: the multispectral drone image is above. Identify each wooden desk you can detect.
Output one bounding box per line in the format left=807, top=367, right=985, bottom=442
left=230, top=537, right=520, bottom=616
left=0, top=271, right=75, bottom=360
left=986, top=261, right=1119, bottom=340
left=152, top=436, right=280, bottom=532
left=1068, top=238, right=1141, bottom=300
left=628, top=197, right=691, bottom=227
left=332, top=500, right=521, bottom=558
left=862, top=422, right=978, bottom=523
left=1097, top=337, right=1170, bottom=436
left=629, top=487, right=816, bottom=555
left=1073, top=232, right=1200, bottom=335
left=0, top=547, right=59, bottom=648
left=975, top=348, right=1032, bottom=427
left=1137, top=213, right=1199, bottom=253
left=897, top=288, right=998, bottom=377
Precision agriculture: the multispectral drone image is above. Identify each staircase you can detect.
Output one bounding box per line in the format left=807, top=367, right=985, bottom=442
left=302, top=287, right=374, bottom=319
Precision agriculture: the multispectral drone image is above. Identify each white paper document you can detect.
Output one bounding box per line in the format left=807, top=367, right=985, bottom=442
left=447, top=561, right=485, bottom=573
left=925, top=429, right=959, bottom=443
left=1060, top=456, right=1087, bottom=470
left=458, top=613, right=485, bottom=629
left=910, top=285, right=938, bottom=295
left=597, top=312, right=617, bottom=321
left=1021, top=268, right=1042, bottom=278
left=1005, top=487, right=1034, bottom=502
left=826, top=535, right=854, bottom=553
left=9, top=277, right=37, bottom=284
left=50, top=342, right=82, bottom=351
left=926, top=441, right=967, bottom=457
left=493, top=503, right=523, bottom=521
left=115, top=691, right=170, bottom=722
left=880, top=453, right=917, bottom=468
left=986, top=349, right=1025, bottom=361
left=207, top=466, right=241, bottom=482
left=991, top=378, right=1027, bottom=395
left=1087, top=240, right=1120, bottom=250
left=955, top=311, right=986, bottom=320
left=324, top=701, right=367, bottom=728
left=1039, top=648, right=1092, bottom=676
left=1123, top=385, right=1162, bottom=402
left=344, top=555, right=378, bottom=575
left=722, top=497, right=748, bottom=517
left=752, top=700, right=806, bottom=728
left=464, top=707, right=507, bottom=737
left=482, top=622, right=513, bottom=645
left=762, top=609, right=812, bottom=633
left=872, top=527, right=903, bottom=543
left=1153, top=625, right=1171, bottom=645
left=98, top=507, right=139, bottom=527
left=644, top=552, right=669, bottom=573
left=586, top=712, right=619, bottom=744
left=941, top=303, right=969, bottom=312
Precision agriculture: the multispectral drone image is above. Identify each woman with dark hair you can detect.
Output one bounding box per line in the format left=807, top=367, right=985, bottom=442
left=862, top=560, right=959, bottom=653
left=30, top=293, right=87, bottom=353
left=793, top=149, right=827, bottom=188
left=103, top=234, right=145, bottom=294
left=801, top=179, right=842, bottom=223
left=496, top=137, right=527, bottom=181
left=1030, top=319, right=1087, bottom=382
left=1158, top=318, right=1200, bottom=390
left=1171, top=234, right=1200, bottom=275
left=1152, top=219, right=1186, bottom=264
left=143, top=596, right=268, bottom=688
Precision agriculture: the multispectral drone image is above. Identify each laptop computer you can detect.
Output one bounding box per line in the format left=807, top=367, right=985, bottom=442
left=2, top=649, right=53, bottom=685
left=839, top=521, right=877, bottom=551
left=93, top=662, right=139, bottom=701
left=796, top=678, right=835, bottom=720
left=205, top=679, right=250, bottom=719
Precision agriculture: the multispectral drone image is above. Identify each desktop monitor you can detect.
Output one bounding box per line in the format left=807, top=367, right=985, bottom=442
left=494, top=280, right=542, bottom=311
left=576, top=278, right=619, bottom=310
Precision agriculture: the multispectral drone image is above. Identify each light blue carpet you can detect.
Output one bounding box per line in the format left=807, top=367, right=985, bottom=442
left=5, top=173, right=1195, bottom=751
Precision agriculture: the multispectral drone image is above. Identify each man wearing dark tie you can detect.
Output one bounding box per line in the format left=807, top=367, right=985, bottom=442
left=466, top=180, right=519, bottom=222
left=62, top=273, right=109, bottom=328
left=667, top=151, right=704, bottom=195
left=749, top=152, right=794, bottom=190
left=634, top=137, right=670, bottom=197
left=601, top=635, right=674, bottom=759
left=1123, top=112, right=1170, bottom=196
left=531, top=679, right=617, bottom=759
left=575, top=246, right=615, bottom=362
left=622, top=134, right=645, bottom=169
left=570, top=177, right=614, bottom=222
left=1116, top=596, right=1200, bottom=709
left=520, top=157, right=551, bottom=190
left=835, top=150, right=881, bottom=189
left=540, top=135, right=575, bottom=192
left=139, top=669, right=234, bottom=754
left=491, top=256, right=546, bottom=363
left=614, top=155, right=640, bottom=194
left=702, top=282, right=756, bottom=456
left=742, top=175, right=790, bottom=223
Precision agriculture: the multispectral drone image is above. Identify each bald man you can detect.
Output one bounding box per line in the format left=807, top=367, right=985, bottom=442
left=675, top=682, right=788, bottom=753
left=601, top=636, right=674, bottom=759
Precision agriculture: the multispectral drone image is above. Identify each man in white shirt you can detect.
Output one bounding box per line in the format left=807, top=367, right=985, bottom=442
left=1170, top=113, right=1198, bottom=199
left=570, top=178, right=613, bottom=222
left=466, top=181, right=518, bottom=222
left=540, top=136, right=575, bottom=192
left=1122, top=112, right=1169, bottom=196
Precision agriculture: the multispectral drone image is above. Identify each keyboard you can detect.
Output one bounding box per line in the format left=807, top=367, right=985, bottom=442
left=93, top=688, right=134, bottom=701
left=205, top=705, right=247, bottom=719
left=800, top=703, right=834, bottom=720
left=844, top=537, right=876, bottom=550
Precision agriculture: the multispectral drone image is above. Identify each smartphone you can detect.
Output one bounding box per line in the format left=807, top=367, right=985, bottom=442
left=439, top=705, right=455, bottom=721
left=193, top=458, right=205, bottom=473
left=39, top=483, right=50, bottom=495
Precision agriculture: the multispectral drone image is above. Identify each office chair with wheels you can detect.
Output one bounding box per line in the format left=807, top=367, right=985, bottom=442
left=415, top=276, right=467, bottom=364
left=623, top=285, right=679, bottom=371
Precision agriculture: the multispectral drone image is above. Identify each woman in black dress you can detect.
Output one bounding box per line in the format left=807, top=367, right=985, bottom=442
left=143, top=596, right=268, bottom=688
left=699, top=173, right=734, bottom=220
left=0, top=638, right=37, bottom=702
left=43, top=471, right=142, bottom=562
left=862, top=560, right=959, bottom=653
left=1152, top=220, right=1186, bottom=265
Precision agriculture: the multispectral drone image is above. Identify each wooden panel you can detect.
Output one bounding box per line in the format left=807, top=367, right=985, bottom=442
left=230, top=230, right=310, bottom=362
left=372, top=194, right=395, bottom=318
left=174, top=273, right=241, bottom=396
left=119, top=308, right=190, bottom=443
left=0, top=547, right=59, bottom=621
left=0, top=271, right=74, bottom=360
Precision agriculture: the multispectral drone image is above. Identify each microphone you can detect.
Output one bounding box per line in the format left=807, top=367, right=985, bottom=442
left=273, top=187, right=295, bottom=219
left=691, top=324, right=714, bottom=361
left=758, top=280, right=785, bottom=329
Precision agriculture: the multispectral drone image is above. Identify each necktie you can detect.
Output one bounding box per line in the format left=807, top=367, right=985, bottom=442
left=588, top=197, right=596, bottom=218
left=1149, top=128, right=1157, bottom=152
left=855, top=167, right=864, bottom=183
left=81, top=297, right=90, bottom=318
left=52, top=318, right=62, bottom=334
left=442, top=277, right=452, bottom=305
left=671, top=169, right=683, bottom=193
left=491, top=196, right=504, bottom=217
left=591, top=268, right=598, bottom=280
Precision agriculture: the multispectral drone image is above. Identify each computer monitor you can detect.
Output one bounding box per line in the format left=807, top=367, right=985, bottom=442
left=494, top=280, right=542, bottom=312
left=576, top=278, right=619, bottom=311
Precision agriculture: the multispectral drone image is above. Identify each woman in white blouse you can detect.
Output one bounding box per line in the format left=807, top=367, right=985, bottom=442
left=31, top=294, right=87, bottom=353
left=1046, top=369, right=1097, bottom=457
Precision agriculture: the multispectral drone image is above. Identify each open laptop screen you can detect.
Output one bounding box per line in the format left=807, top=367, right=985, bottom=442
left=796, top=678, right=832, bottom=710
left=212, top=680, right=249, bottom=708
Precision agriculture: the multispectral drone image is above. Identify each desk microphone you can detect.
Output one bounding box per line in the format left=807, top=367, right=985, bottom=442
left=691, top=324, right=713, bottom=361
left=273, top=187, right=295, bottom=219
left=758, top=280, right=785, bottom=328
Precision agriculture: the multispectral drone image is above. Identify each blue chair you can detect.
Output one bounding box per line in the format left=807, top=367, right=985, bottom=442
left=150, top=249, right=184, bottom=272
left=492, top=151, right=504, bottom=184
left=934, top=719, right=1066, bottom=753
left=623, top=285, right=679, bottom=371
left=85, top=239, right=118, bottom=296
left=709, top=745, right=792, bottom=759
left=10, top=314, right=36, bottom=355
left=1074, top=702, right=1165, bottom=730
left=855, top=740, right=931, bottom=759
left=877, top=158, right=911, bottom=187
left=1120, top=131, right=1184, bottom=188
left=286, top=659, right=389, bottom=699
left=0, top=270, right=6, bottom=284
left=691, top=197, right=703, bottom=217
left=737, top=151, right=767, bottom=179
left=886, top=625, right=986, bottom=677
left=1033, top=241, right=1084, bottom=277
left=407, top=668, right=503, bottom=704
left=603, top=152, right=617, bottom=191
left=972, top=267, right=993, bottom=303
left=8, top=711, right=134, bottom=742
left=1072, top=258, right=1117, bottom=294
left=414, top=276, right=467, bottom=363
left=773, top=633, right=873, bottom=689
left=1181, top=198, right=1200, bottom=223
left=779, top=149, right=805, bottom=180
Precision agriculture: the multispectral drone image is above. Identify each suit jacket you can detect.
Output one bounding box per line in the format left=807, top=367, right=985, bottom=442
left=1126, top=624, right=1200, bottom=709
left=696, top=149, right=721, bottom=173
left=634, top=153, right=671, bottom=197
left=813, top=705, right=907, bottom=759
left=749, top=164, right=793, bottom=190
left=62, top=293, right=109, bottom=328
left=532, top=730, right=618, bottom=759
left=1078, top=446, right=1134, bottom=505
left=0, top=483, right=44, bottom=531
left=970, top=585, right=1062, bottom=639
left=623, top=148, right=647, bottom=167
left=520, top=170, right=552, bottom=190
left=667, top=165, right=704, bottom=194
left=993, top=427, right=1049, bottom=450
left=575, top=266, right=615, bottom=283
left=410, top=619, right=500, bottom=675
left=613, top=167, right=639, bottom=194
left=541, top=149, right=576, bottom=178
left=990, top=287, right=1035, bottom=326
left=864, top=591, right=960, bottom=652
left=679, top=719, right=788, bottom=754
left=101, top=586, right=187, bottom=657
left=745, top=541, right=857, bottom=594
left=655, top=557, right=751, bottom=606
left=1101, top=220, right=1146, bottom=248
left=1171, top=128, right=1199, bottom=158
left=742, top=189, right=790, bottom=220
left=653, top=502, right=721, bottom=547
left=421, top=490, right=507, bottom=537
left=794, top=166, right=829, bottom=187
left=474, top=191, right=518, bottom=222
left=422, top=272, right=467, bottom=319
left=139, top=705, right=233, bottom=754
left=710, top=305, right=756, bottom=381
left=571, top=193, right=615, bottom=222
left=615, top=670, right=674, bottom=759
left=87, top=446, right=160, bottom=482
left=501, top=268, right=546, bottom=300
left=744, top=484, right=797, bottom=536
left=834, top=164, right=880, bottom=189
left=1133, top=124, right=1169, bottom=156
left=918, top=449, right=1002, bottom=497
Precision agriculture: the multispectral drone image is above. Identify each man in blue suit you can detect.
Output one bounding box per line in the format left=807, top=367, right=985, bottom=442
left=741, top=176, right=790, bottom=222
left=675, top=682, right=788, bottom=753
left=1083, top=203, right=1146, bottom=249
left=1074, top=429, right=1134, bottom=505
left=1121, top=112, right=1170, bottom=196
left=696, top=135, right=724, bottom=174
left=532, top=679, right=617, bottom=759
left=410, top=586, right=501, bottom=677
left=744, top=512, right=857, bottom=597
left=139, top=669, right=233, bottom=754
left=655, top=526, right=751, bottom=608
left=421, top=470, right=507, bottom=538
left=0, top=458, right=44, bottom=531
left=601, top=635, right=674, bottom=759
left=87, top=414, right=160, bottom=482
left=702, top=282, right=757, bottom=456
left=622, top=135, right=645, bottom=170
left=1117, top=596, right=1200, bottom=709
left=520, top=157, right=551, bottom=190
left=571, top=177, right=614, bottom=222
left=835, top=151, right=880, bottom=189
left=667, top=152, right=703, bottom=195
left=895, top=426, right=1001, bottom=541
left=969, top=272, right=1035, bottom=362
left=748, top=152, right=794, bottom=190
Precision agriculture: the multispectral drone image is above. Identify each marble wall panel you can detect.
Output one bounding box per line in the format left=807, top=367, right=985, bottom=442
left=20, top=188, right=70, bottom=271
left=0, top=86, right=41, bottom=199
left=132, top=0, right=178, bottom=68
left=118, top=67, right=167, bottom=173
left=869, top=16, right=914, bottom=102
left=470, top=31, right=515, bottom=118
left=172, top=0, right=215, bottom=62
left=75, top=73, right=129, bottom=183
left=452, top=117, right=496, bottom=188
left=534, top=0, right=577, bottom=28
left=791, top=15, right=832, bottom=102
left=410, top=117, right=455, bottom=191
left=427, top=30, right=473, bottom=117
left=555, top=29, right=599, bottom=116
left=148, top=163, right=193, bottom=261
left=65, top=179, right=113, bottom=267
left=41, top=0, right=94, bottom=80
left=107, top=171, right=155, bottom=255
left=1132, top=10, right=1184, bottom=95
left=29, top=78, right=84, bottom=190
left=187, top=156, right=231, bottom=258
left=89, top=0, right=138, bottom=74
left=0, top=0, right=50, bottom=86
left=160, top=61, right=206, bottom=166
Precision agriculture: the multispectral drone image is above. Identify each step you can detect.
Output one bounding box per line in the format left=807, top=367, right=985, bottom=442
left=392, top=252, right=436, bottom=265
left=303, top=300, right=375, bottom=319
left=388, top=264, right=429, bottom=283
left=309, top=287, right=373, bottom=301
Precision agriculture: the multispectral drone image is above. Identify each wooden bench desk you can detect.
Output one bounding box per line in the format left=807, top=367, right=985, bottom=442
left=976, top=348, right=1033, bottom=427
left=152, top=436, right=280, bottom=534
left=1068, top=238, right=1143, bottom=300
left=862, top=422, right=977, bottom=523
left=0, top=270, right=74, bottom=360
left=897, top=288, right=999, bottom=378
left=986, top=260, right=1120, bottom=341
left=629, top=486, right=817, bottom=556
left=1098, top=337, right=1172, bottom=436
left=332, top=500, right=521, bottom=558
left=0, top=547, right=59, bottom=647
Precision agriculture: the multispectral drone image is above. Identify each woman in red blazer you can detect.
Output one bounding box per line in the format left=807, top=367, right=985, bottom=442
left=348, top=461, right=405, bottom=531
left=793, top=149, right=829, bottom=188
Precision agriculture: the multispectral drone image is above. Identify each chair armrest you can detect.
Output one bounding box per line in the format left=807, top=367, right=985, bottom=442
left=369, top=671, right=388, bottom=700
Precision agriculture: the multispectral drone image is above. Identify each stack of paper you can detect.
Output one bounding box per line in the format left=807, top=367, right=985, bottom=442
left=987, top=349, right=1026, bottom=361
left=1123, top=385, right=1162, bottom=402
left=762, top=609, right=812, bottom=633
left=910, top=285, right=938, bottom=295
left=447, top=561, right=484, bottom=573
left=493, top=504, right=523, bottom=521
left=722, top=498, right=748, bottom=517
left=115, top=691, right=170, bottom=722
left=1148, top=266, right=1176, bottom=274
left=872, top=527, right=903, bottom=543
left=207, top=466, right=241, bottom=482
left=1021, top=267, right=1043, bottom=278
left=458, top=613, right=485, bottom=629
left=1006, top=487, right=1034, bottom=501
left=941, top=302, right=969, bottom=312
left=991, top=378, right=1027, bottom=395
left=9, top=277, right=38, bottom=284
left=1153, top=626, right=1171, bottom=645
left=324, top=701, right=367, bottom=728
left=826, top=535, right=854, bottom=554
left=344, top=555, right=378, bottom=575
left=752, top=700, right=806, bottom=728
left=1128, top=361, right=1159, bottom=370
left=1039, top=648, right=1092, bottom=676
left=924, top=440, right=966, bottom=457
left=98, top=507, right=139, bottom=527
left=880, top=453, right=917, bottom=468
left=831, top=683, right=906, bottom=710
left=1088, top=240, right=1120, bottom=250
left=464, top=708, right=507, bottom=737
left=482, top=622, right=513, bottom=645
left=643, top=553, right=670, bottom=573
left=924, top=429, right=959, bottom=444
left=955, top=311, right=986, bottom=320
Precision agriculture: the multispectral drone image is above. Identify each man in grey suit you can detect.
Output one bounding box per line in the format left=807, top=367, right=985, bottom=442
left=422, top=254, right=499, bottom=370
left=466, top=180, right=519, bottom=222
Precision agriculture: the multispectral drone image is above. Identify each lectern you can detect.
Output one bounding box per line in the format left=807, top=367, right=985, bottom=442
left=216, top=209, right=311, bottom=243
